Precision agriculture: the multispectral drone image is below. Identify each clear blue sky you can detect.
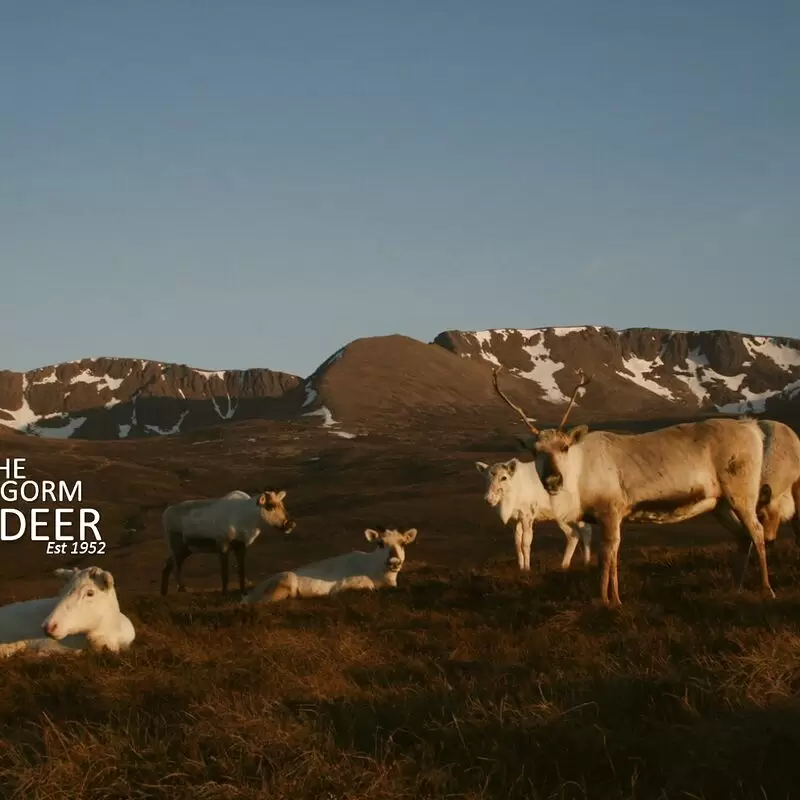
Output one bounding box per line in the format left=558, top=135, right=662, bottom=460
left=2, top=1, right=798, bottom=378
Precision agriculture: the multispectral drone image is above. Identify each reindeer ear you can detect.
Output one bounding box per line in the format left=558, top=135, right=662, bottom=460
left=53, top=568, right=77, bottom=580
left=276, top=490, right=287, bottom=501
left=569, top=425, right=589, bottom=445
left=364, top=528, right=380, bottom=542
left=475, top=461, right=489, bottom=473
left=257, top=493, right=268, bottom=506
left=92, top=570, right=114, bottom=591
left=507, top=459, right=518, bottom=474
left=402, top=528, right=418, bottom=544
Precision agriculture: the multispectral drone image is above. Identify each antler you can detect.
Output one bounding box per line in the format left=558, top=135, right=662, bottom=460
left=558, top=369, right=592, bottom=429
left=492, top=366, right=539, bottom=434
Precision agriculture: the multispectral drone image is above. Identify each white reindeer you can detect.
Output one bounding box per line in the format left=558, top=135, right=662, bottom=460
left=242, top=527, right=418, bottom=605
left=161, top=488, right=296, bottom=595
left=492, top=366, right=774, bottom=607
left=475, top=458, right=592, bottom=570
left=0, top=566, right=135, bottom=659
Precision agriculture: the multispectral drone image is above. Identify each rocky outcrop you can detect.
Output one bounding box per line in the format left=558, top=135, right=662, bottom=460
left=0, top=358, right=301, bottom=440
left=433, top=326, right=800, bottom=422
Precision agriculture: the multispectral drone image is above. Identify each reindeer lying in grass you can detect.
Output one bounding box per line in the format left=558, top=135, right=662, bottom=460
left=492, top=366, right=775, bottom=607
left=242, top=527, right=418, bottom=605
left=0, top=566, right=135, bottom=659
left=476, top=457, right=592, bottom=570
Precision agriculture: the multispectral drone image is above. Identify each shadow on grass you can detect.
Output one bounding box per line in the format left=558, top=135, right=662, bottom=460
left=289, top=675, right=800, bottom=800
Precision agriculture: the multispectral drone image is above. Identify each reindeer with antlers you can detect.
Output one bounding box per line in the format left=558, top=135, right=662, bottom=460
left=491, top=366, right=775, bottom=607
left=476, top=369, right=593, bottom=572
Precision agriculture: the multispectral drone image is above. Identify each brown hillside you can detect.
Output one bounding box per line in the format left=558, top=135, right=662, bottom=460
left=303, top=334, right=571, bottom=436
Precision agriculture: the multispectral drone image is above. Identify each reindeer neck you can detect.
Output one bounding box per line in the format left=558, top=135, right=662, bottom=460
left=84, top=594, right=130, bottom=652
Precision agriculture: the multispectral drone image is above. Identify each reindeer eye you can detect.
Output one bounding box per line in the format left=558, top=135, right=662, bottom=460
left=86, top=590, right=95, bottom=597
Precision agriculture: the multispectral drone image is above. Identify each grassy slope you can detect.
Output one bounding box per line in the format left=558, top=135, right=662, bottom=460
left=1, top=421, right=799, bottom=799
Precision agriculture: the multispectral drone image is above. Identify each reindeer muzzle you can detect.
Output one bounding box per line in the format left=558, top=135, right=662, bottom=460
left=42, top=620, right=60, bottom=639
left=387, top=558, right=402, bottom=572
left=282, top=520, right=296, bottom=534
left=544, top=475, right=563, bottom=495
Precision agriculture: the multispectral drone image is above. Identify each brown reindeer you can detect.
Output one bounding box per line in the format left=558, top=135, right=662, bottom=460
left=717, top=418, right=800, bottom=580
left=491, top=366, right=774, bottom=607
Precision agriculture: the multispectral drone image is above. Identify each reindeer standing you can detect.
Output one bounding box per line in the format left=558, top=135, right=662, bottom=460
left=491, top=366, right=774, bottom=607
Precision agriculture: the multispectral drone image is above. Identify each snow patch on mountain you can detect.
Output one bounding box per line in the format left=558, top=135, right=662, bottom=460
left=303, top=405, right=358, bottom=439
left=70, top=370, right=125, bottom=391
left=552, top=326, right=603, bottom=337
left=209, top=393, right=238, bottom=420
left=145, top=410, right=190, bottom=436
left=194, top=369, right=227, bottom=380
left=744, top=337, right=800, bottom=372
left=302, top=383, right=318, bottom=408
left=0, top=377, right=89, bottom=438
left=29, top=416, right=88, bottom=439
left=616, top=355, right=674, bottom=399
left=471, top=332, right=502, bottom=367
left=515, top=336, right=569, bottom=403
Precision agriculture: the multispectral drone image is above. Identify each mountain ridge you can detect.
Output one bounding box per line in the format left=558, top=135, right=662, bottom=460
left=2, top=326, right=799, bottom=440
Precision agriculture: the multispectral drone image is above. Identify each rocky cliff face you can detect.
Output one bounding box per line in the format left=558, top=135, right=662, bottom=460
left=0, top=358, right=301, bottom=440
left=2, top=327, right=799, bottom=440
left=433, top=326, right=800, bottom=421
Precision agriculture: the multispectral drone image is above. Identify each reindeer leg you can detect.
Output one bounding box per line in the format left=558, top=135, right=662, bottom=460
left=245, top=572, right=296, bottom=604
left=522, top=518, right=534, bottom=571
left=174, top=547, right=190, bottom=592
left=219, top=549, right=230, bottom=595
left=712, top=500, right=756, bottom=590
left=232, top=542, right=247, bottom=595
left=730, top=498, right=774, bottom=600
left=160, top=556, right=174, bottom=596
left=163, top=530, right=187, bottom=594
left=578, top=522, right=592, bottom=566
left=513, top=520, right=526, bottom=571
left=599, top=514, right=623, bottom=607
left=331, top=576, right=376, bottom=594
left=792, top=485, right=800, bottom=547
left=557, top=521, right=579, bottom=570
left=761, top=507, right=782, bottom=546
left=736, top=537, right=753, bottom=592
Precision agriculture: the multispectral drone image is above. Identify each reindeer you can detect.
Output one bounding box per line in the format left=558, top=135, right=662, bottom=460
left=242, top=527, right=418, bottom=605
left=475, top=453, right=592, bottom=571
left=161, top=489, right=296, bottom=596
left=491, top=366, right=774, bottom=607
left=717, top=419, right=800, bottom=575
